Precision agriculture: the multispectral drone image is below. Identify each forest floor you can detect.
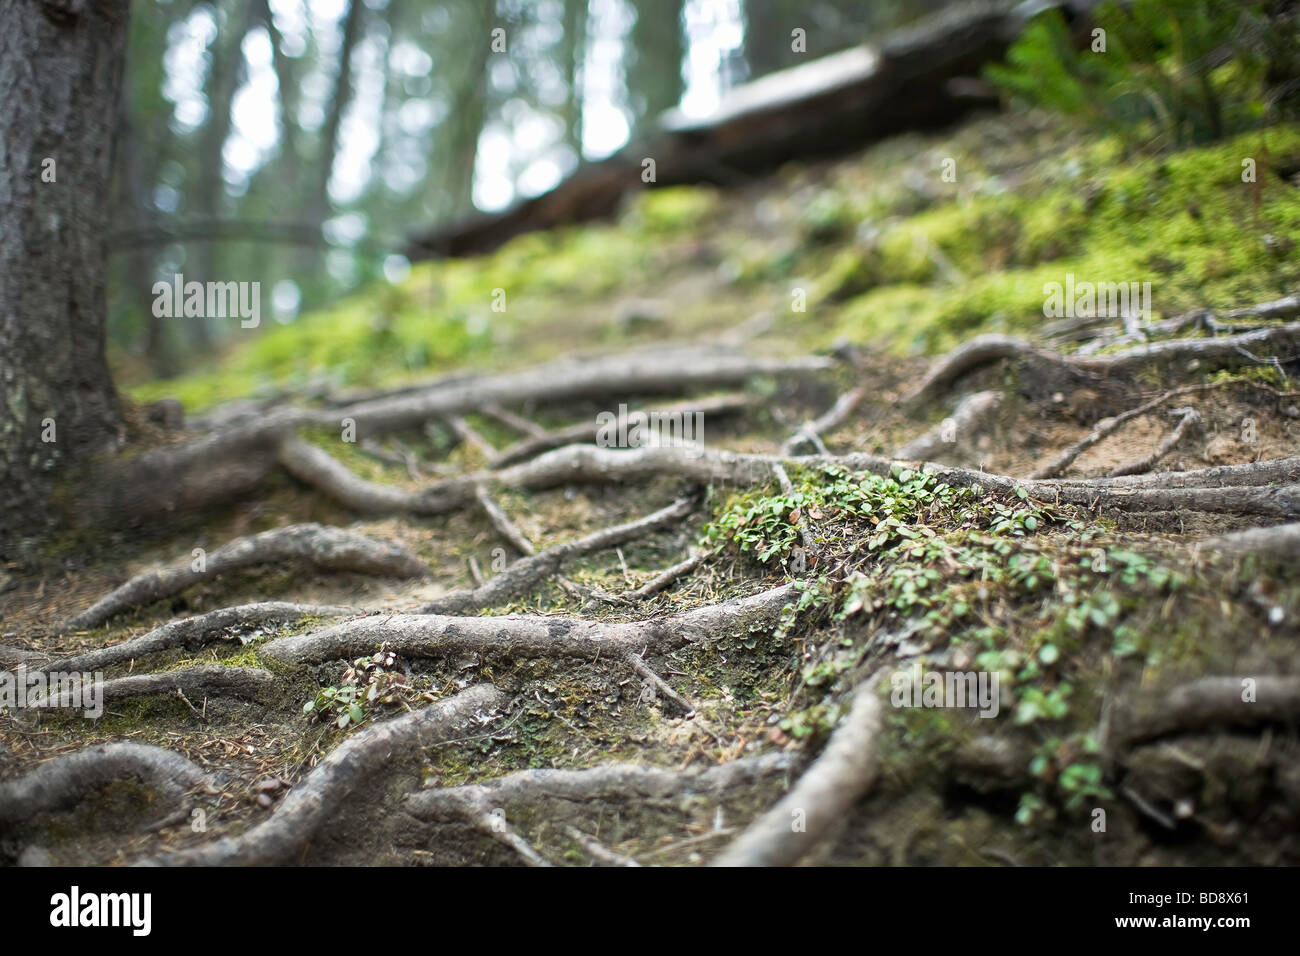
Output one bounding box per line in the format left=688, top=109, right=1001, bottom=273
left=3, top=110, right=1300, bottom=866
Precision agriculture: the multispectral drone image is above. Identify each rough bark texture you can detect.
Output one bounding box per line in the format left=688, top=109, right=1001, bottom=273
left=137, top=684, right=506, bottom=866
left=712, top=677, right=882, bottom=866
left=64, top=523, right=427, bottom=632
left=0, top=0, right=130, bottom=555
left=264, top=584, right=797, bottom=665
left=0, top=742, right=208, bottom=827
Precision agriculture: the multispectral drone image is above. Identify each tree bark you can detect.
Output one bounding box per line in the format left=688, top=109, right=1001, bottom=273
left=0, top=0, right=130, bottom=554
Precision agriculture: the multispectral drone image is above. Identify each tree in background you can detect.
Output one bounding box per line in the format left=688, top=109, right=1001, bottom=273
left=627, top=0, right=684, bottom=136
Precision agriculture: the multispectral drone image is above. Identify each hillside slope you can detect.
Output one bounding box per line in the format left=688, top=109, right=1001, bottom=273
left=4, top=111, right=1300, bottom=867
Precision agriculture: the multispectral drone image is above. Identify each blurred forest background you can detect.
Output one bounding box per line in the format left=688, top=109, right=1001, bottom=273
left=109, top=0, right=952, bottom=379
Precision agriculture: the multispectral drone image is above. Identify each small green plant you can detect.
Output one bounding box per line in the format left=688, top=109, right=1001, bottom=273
left=988, top=0, right=1298, bottom=150
left=303, top=645, right=407, bottom=729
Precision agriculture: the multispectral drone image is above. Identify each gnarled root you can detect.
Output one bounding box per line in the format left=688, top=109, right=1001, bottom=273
left=35, top=602, right=358, bottom=675
left=264, top=583, right=796, bottom=665
left=0, top=742, right=210, bottom=827
left=136, top=683, right=506, bottom=866
left=712, top=676, right=883, bottom=866
left=64, top=524, right=427, bottom=632
left=1123, top=676, right=1300, bottom=746
left=1197, top=522, right=1300, bottom=560
left=419, top=497, right=695, bottom=615
left=25, top=665, right=274, bottom=710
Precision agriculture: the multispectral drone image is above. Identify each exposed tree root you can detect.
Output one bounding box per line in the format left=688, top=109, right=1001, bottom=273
left=904, top=335, right=1059, bottom=407
left=895, top=390, right=1002, bottom=461
left=491, top=394, right=754, bottom=468
left=712, top=676, right=882, bottom=866
left=904, top=319, right=1300, bottom=407
left=417, top=497, right=695, bottom=615
left=772, top=462, right=816, bottom=560
left=93, top=348, right=826, bottom=524
left=782, top=384, right=869, bottom=455
left=473, top=484, right=535, bottom=555
left=479, top=402, right=547, bottom=439
left=627, top=652, right=700, bottom=717
left=33, top=602, right=358, bottom=675
left=1106, top=407, right=1200, bottom=478
left=265, top=583, right=796, bottom=665
left=1198, top=522, right=1300, bottom=560
left=0, top=742, right=209, bottom=827
left=1123, top=676, right=1300, bottom=746
left=403, top=751, right=796, bottom=830
left=136, top=683, right=506, bottom=866
left=0, top=644, right=43, bottom=668
left=276, top=437, right=452, bottom=513
left=27, top=666, right=274, bottom=710
left=300, top=346, right=829, bottom=437
left=617, top=552, right=705, bottom=602
left=420, top=443, right=1300, bottom=519
left=564, top=826, right=642, bottom=866
left=443, top=415, right=497, bottom=461
left=1052, top=457, right=1300, bottom=489
left=1083, top=321, right=1300, bottom=375
left=1031, top=384, right=1210, bottom=479
left=64, top=524, right=427, bottom=632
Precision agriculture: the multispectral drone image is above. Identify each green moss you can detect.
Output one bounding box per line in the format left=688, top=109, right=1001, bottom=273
left=625, top=186, right=719, bottom=234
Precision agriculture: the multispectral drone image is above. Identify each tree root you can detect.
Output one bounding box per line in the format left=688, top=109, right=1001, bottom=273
left=564, top=826, right=642, bottom=866
left=302, top=346, right=829, bottom=437
left=904, top=335, right=1059, bottom=407
left=421, top=442, right=1300, bottom=519
left=264, top=583, right=796, bottom=665
left=1106, top=407, right=1200, bottom=478
left=64, top=524, right=427, bottom=632
left=904, top=319, right=1300, bottom=407
left=93, top=348, right=826, bottom=524
left=1198, top=522, right=1300, bottom=560
left=473, top=484, right=535, bottom=555
left=1031, top=384, right=1216, bottom=479
left=25, top=665, right=274, bottom=710
left=1122, top=676, right=1300, bottom=746
left=617, top=552, right=705, bottom=602
left=403, top=751, right=796, bottom=826
left=782, top=384, right=869, bottom=455
left=490, top=394, right=754, bottom=468
left=0, top=742, right=210, bottom=827
left=34, top=602, right=358, bottom=675
left=712, top=676, right=882, bottom=866
left=276, top=437, right=453, bottom=514
left=136, top=683, right=506, bottom=866
left=418, top=497, right=695, bottom=615
left=627, top=651, right=699, bottom=717
left=895, top=390, right=1002, bottom=461
left=402, top=753, right=796, bottom=865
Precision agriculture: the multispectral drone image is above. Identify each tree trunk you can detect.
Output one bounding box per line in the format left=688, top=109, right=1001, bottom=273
left=561, top=0, right=588, bottom=159
left=190, top=0, right=253, bottom=350
left=627, top=0, right=684, bottom=136
left=0, top=0, right=129, bottom=553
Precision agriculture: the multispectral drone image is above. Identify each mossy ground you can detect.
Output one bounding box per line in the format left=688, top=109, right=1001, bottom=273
left=3, top=110, right=1299, bottom=865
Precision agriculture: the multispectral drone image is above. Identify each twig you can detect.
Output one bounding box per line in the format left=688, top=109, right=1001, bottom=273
left=473, top=484, right=535, bottom=555
left=1106, top=407, right=1200, bottom=478
left=564, top=826, right=642, bottom=866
